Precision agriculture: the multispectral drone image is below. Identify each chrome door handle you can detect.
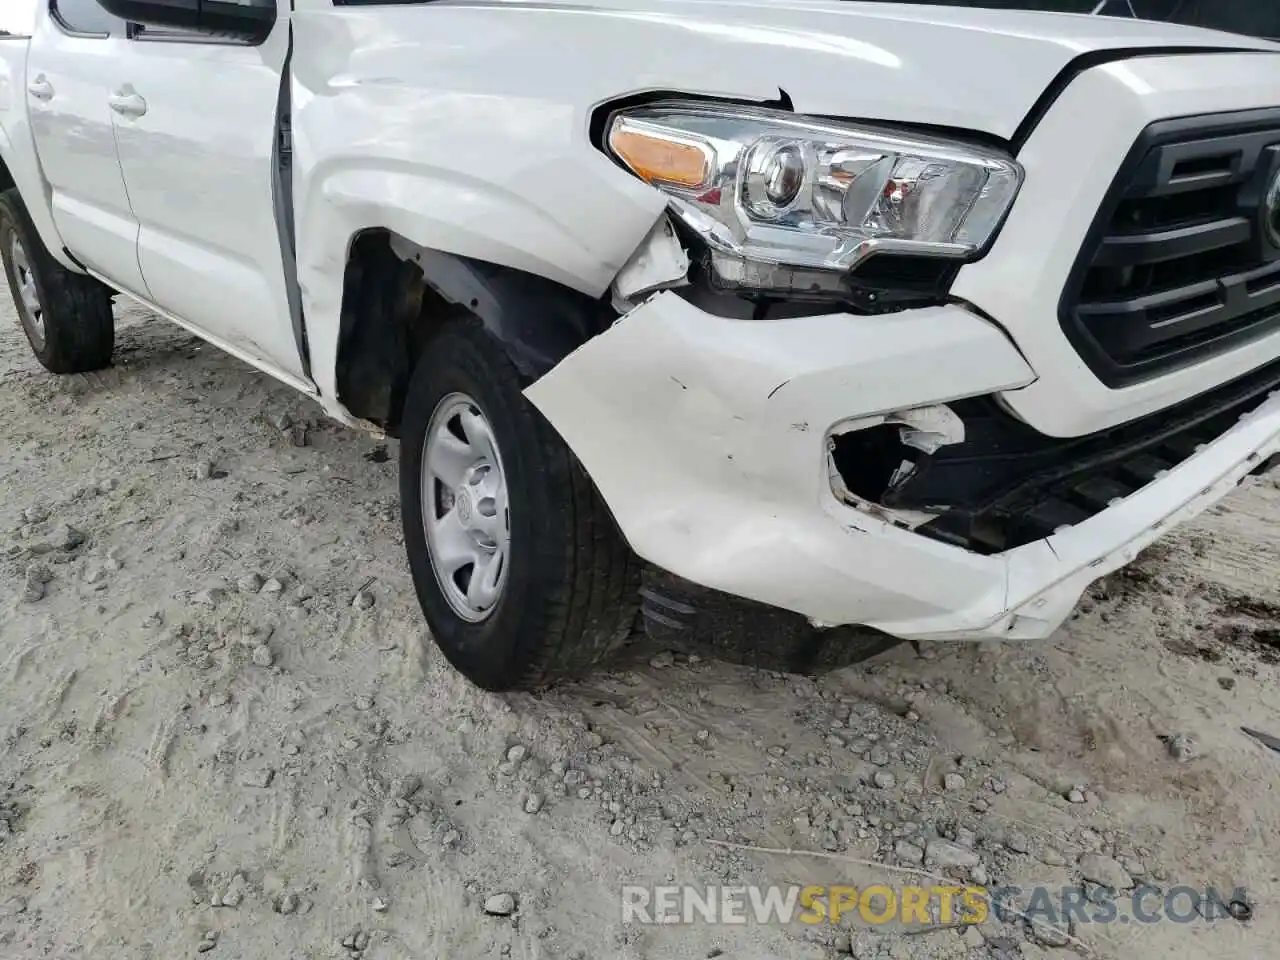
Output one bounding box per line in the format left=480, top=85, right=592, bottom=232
left=108, top=92, right=147, bottom=119
left=27, top=77, right=54, bottom=101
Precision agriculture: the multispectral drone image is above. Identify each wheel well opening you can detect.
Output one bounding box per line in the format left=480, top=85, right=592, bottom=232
left=334, top=229, right=470, bottom=435
left=0, top=157, right=14, bottom=195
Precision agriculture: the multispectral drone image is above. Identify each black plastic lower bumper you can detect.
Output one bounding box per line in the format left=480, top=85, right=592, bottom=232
left=831, top=357, right=1280, bottom=556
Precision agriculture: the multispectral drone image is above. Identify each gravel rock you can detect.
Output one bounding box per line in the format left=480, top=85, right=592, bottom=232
left=483, top=893, right=516, bottom=916
left=873, top=771, right=896, bottom=790
left=895, top=840, right=924, bottom=864
left=260, top=578, right=284, bottom=596
left=1066, top=788, right=1087, bottom=804
left=241, top=768, right=275, bottom=788
left=389, top=775, right=421, bottom=801
left=276, top=893, right=299, bottom=915
left=209, top=691, right=231, bottom=708
left=926, top=838, right=980, bottom=869
left=42, top=523, right=86, bottom=553
left=193, top=460, right=215, bottom=481
left=26, top=562, right=54, bottom=585
left=352, top=589, right=375, bottom=611
left=192, top=585, right=227, bottom=607
left=238, top=573, right=265, bottom=594
left=1166, top=734, right=1195, bottom=761
left=506, top=744, right=527, bottom=764
left=1028, top=917, right=1073, bottom=947
left=251, top=645, right=274, bottom=668
left=523, top=792, right=544, bottom=814
left=1038, top=847, right=1068, bottom=867
left=943, top=773, right=967, bottom=791
left=1005, top=831, right=1032, bottom=855
left=1077, top=852, right=1133, bottom=890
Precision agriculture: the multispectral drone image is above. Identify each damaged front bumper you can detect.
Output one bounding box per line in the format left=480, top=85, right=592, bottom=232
left=525, top=291, right=1280, bottom=643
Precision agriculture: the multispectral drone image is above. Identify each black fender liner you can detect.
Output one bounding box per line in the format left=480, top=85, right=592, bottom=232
left=394, top=240, right=618, bottom=381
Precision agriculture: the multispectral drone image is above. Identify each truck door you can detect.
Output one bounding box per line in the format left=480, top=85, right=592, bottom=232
left=25, top=1, right=148, bottom=295
left=109, top=2, right=311, bottom=388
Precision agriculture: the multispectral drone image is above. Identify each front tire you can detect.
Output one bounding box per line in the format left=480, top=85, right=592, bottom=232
left=0, top=187, right=114, bottom=374
left=400, top=320, right=639, bottom=691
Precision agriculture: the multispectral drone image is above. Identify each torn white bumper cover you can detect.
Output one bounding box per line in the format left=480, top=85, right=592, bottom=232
left=526, top=291, right=1280, bottom=643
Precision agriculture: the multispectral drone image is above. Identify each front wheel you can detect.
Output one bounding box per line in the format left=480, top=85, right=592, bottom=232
left=399, top=320, right=639, bottom=691
left=0, top=188, right=113, bottom=374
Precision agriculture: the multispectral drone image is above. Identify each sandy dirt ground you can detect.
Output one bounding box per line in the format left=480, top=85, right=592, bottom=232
left=2, top=298, right=1280, bottom=960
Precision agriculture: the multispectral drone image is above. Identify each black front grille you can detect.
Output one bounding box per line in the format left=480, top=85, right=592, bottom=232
left=1061, top=108, right=1280, bottom=387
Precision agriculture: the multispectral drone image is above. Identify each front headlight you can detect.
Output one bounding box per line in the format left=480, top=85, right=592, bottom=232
left=606, top=102, right=1022, bottom=294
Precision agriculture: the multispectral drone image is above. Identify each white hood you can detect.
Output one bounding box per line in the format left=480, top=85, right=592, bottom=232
left=298, top=0, right=1277, bottom=139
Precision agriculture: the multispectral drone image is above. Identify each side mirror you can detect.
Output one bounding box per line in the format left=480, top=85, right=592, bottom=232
left=94, top=0, right=276, bottom=44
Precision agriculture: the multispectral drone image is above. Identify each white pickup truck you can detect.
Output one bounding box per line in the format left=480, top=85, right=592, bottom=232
left=2, top=0, right=1279, bottom=690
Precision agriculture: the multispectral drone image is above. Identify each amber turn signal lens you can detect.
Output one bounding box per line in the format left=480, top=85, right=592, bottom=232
left=609, top=123, right=711, bottom=189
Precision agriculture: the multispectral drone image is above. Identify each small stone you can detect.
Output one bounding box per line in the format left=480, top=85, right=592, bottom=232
left=943, top=773, right=966, bottom=791
left=873, top=771, right=896, bottom=790
left=441, top=829, right=461, bottom=847
left=238, top=573, right=265, bottom=594
left=969, top=864, right=988, bottom=885
left=220, top=874, right=246, bottom=908
left=961, top=925, right=985, bottom=949
left=251, top=645, right=274, bottom=668
left=577, top=787, right=592, bottom=800
left=1067, top=788, right=1087, bottom=804
left=192, top=585, right=227, bottom=607
left=193, top=460, right=215, bottom=481
left=1166, top=734, right=1195, bottom=761
left=895, top=840, right=924, bottom=864
left=1218, top=676, right=1237, bottom=691
left=610, top=819, right=625, bottom=836
left=261, top=578, right=284, bottom=596
left=352, top=590, right=375, bottom=611
left=241, top=768, right=274, bottom=788
left=1028, top=917, right=1072, bottom=947
left=45, top=523, right=86, bottom=552
left=372, top=897, right=388, bottom=912
left=276, top=893, right=299, bottom=915
left=506, top=745, right=527, bottom=764
left=926, top=838, right=980, bottom=869
left=648, top=651, right=675, bottom=669
left=390, top=775, right=421, bottom=800
left=354, top=695, right=373, bottom=711
left=483, top=893, right=516, bottom=916
left=1039, top=847, right=1068, bottom=867
left=1077, top=853, right=1133, bottom=891
left=523, top=792, right=544, bottom=814
left=26, top=562, right=54, bottom=585
left=20, top=578, right=44, bottom=603
left=1005, top=832, right=1032, bottom=855
left=209, top=691, right=230, bottom=708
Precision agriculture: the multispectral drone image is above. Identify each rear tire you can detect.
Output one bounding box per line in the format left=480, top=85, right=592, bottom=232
left=400, top=319, right=639, bottom=691
left=0, top=187, right=113, bottom=374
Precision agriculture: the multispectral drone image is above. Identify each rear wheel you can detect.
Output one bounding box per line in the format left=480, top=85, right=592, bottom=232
left=0, top=187, right=113, bottom=374
left=399, top=320, right=639, bottom=691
